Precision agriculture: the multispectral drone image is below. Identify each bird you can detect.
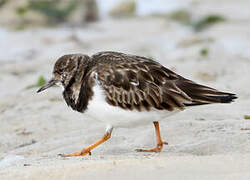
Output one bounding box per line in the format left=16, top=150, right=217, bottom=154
left=37, top=51, right=237, bottom=157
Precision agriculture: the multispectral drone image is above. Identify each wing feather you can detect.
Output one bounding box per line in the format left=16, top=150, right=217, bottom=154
left=93, top=52, right=191, bottom=111
left=91, top=51, right=236, bottom=111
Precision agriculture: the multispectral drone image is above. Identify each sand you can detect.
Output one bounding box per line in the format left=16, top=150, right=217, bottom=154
left=0, top=0, right=250, bottom=179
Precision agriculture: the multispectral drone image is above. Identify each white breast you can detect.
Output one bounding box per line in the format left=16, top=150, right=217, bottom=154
left=84, top=82, right=180, bottom=128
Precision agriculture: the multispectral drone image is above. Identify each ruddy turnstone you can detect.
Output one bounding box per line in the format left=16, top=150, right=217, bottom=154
left=37, top=51, right=237, bottom=157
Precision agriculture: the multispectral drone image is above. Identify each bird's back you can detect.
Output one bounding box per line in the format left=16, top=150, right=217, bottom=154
left=89, top=51, right=236, bottom=112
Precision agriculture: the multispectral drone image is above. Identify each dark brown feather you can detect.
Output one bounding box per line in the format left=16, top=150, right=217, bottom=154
left=51, top=51, right=237, bottom=113
left=91, top=51, right=236, bottom=112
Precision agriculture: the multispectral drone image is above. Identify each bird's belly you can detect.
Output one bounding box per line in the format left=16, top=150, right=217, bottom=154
left=85, top=106, right=177, bottom=128
left=84, top=84, right=179, bottom=128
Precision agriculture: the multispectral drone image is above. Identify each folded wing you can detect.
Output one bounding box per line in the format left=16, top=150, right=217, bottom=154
left=92, top=51, right=236, bottom=111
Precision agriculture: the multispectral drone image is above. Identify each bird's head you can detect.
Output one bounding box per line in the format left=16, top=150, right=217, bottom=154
left=37, top=54, right=90, bottom=93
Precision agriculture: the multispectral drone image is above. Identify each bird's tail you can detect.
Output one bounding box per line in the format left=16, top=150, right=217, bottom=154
left=176, top=79, right=237, bottom=106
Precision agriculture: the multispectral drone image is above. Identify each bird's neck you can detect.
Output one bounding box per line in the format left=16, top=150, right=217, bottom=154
left=63, top=68, right=95, bottom=113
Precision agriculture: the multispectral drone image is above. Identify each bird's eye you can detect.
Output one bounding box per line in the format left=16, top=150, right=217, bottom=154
left=58, top=68, right=63, bottom=73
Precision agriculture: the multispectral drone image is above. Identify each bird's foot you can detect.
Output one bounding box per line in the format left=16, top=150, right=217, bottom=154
left=59, top=149, right=92, bottom=157
left=136, top=141, right=168, bottom=153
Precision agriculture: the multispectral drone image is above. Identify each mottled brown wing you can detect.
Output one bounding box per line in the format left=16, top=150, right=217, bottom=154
left=92, top=52, right=193, bottom=111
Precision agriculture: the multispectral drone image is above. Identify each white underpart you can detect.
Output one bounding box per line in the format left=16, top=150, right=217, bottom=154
left=56, top=81, right=64, bottom=91
left=84, top=80, right=180, bottom=128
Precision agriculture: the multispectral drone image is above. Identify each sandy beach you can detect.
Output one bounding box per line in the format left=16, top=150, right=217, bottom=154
left=0, top=0, right=250, bottom=179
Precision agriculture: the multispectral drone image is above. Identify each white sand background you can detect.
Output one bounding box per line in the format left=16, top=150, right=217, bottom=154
left=0, top=0, right=250, bottom=179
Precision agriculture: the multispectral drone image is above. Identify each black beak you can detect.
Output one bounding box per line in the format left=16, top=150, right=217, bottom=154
left=37, top=79, right=58, bottom=93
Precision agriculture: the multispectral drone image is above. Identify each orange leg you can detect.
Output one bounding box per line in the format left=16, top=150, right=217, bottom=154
left=59, top=126, right=113, bottom=157
left=136, top=121, right=168, bottom=153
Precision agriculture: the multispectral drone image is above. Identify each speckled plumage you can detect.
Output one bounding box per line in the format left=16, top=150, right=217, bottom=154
left=43, top=51, right=236, bottom=114
left=37, top=51, right=237, bottom=156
